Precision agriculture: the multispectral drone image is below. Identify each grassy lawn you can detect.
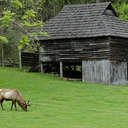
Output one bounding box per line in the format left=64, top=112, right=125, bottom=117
left=0, top=67, right=128, bottom=128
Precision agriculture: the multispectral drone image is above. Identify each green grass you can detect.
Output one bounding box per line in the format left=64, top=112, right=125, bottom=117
left=1, top=67, right=128, bottom=128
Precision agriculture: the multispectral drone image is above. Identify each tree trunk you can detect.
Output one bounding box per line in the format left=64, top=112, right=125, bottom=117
left=1, top=44, right=4, bottom=67
left=37, top=45, right=41, bottom=72
left=19, top=50, right=22, bottom=69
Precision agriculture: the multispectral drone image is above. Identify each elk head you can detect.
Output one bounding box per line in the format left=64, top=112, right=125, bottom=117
left=21, top=100, right=31, bottom=111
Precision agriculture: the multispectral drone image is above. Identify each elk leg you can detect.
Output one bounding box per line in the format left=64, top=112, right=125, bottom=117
left=0, top=100, right=4, bottom=111
left=10, top=101, right=14, bottom=111
left=14, top=101, right=17, bottom=111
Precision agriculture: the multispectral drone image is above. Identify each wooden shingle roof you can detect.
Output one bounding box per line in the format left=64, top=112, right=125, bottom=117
left=42, top=2, right=128, bottom=40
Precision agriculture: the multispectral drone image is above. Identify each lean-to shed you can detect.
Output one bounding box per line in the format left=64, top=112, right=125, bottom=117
left=39, top=2, right=128, bottom=85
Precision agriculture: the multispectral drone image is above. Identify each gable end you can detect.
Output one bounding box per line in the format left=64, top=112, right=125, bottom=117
left=103, top=3, right=118, bottom=17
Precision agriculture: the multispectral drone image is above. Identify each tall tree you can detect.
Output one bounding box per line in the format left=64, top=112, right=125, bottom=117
left=0, top=36, right=8, bottom=66
left=0, top=0, right=47, bottom=68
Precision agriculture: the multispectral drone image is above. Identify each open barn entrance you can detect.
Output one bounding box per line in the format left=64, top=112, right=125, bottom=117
left=41, top=62, right=60, bottom=74
left=41, top=61, right=82, bottom=80
left=62, top=62, right=82, bottom=80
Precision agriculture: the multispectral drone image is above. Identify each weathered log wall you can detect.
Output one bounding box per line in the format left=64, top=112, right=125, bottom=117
left=40, top=37, right=128, bottom=62
left=110, top=37, right=128, bottom=62
left=40, top=37, right=111, bottom=62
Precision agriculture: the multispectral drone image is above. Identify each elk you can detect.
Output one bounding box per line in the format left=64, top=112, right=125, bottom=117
left=0, top=89, right=30, bottom=111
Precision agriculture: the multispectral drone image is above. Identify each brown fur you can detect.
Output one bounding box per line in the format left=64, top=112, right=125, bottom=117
left=0, top=89, right=29, bottom=111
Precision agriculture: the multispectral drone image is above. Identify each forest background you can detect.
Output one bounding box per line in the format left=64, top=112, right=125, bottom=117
left=0, top=0, right=128, bottom=67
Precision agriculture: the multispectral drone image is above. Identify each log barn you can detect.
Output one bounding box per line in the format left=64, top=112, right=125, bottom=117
left=39, top=2, right=128, bottom=85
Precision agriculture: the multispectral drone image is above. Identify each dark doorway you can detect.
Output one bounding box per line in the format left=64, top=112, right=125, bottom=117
left=63, top=62, right=82, bottom=79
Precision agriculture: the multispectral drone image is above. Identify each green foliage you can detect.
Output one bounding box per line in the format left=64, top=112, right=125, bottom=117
left=30, top=32, right=38, bottom=39
left=22, top=9, right=36, bottom=20
left=11, top=0, right=22, bottom=9
left=18, top=35, right=30, bottom=49
left=113, top=2, right=128, bottom=22
left=0, top=0, right=47, bottom=51
left=0, top=11, right=15, bottom=28
left=39, top=31, right=48, bottom=38
left=21, top=21, right=43, bottom=28
left=0, top=36, right=8, bottom=44
left=4, top=29, right=19, bottom=64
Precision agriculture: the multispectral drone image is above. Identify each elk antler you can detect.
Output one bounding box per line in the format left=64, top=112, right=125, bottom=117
left=27, top=100, right=31, bottom=106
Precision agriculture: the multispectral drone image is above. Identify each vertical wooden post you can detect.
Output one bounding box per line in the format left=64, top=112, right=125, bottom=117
left=40, top=62, right=44, bottom=73
left=82, top=61, right=84, bottom=82
left=60, top=61, right=63, bottom=78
